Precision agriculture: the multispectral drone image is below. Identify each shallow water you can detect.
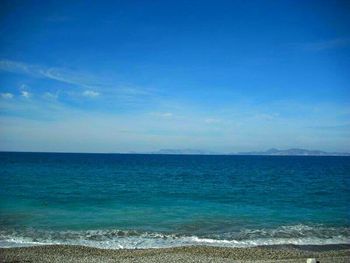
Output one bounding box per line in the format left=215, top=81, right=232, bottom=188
left=0, top=152, right=349, bottom=248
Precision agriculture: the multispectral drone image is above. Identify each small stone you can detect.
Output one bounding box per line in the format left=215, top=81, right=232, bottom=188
left=306, top=258, right=317, bottom=263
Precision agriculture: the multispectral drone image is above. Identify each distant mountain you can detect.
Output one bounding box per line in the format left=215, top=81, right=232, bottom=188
left=143, top=148, right=349, bottom=156
left=151, top=149, right=218, bottom=155
left=235, top=148, right=350, bottom=156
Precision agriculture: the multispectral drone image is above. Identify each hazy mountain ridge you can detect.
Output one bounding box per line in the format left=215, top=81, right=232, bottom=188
left=150, top=148, right=350, bottom=156
left=150, top=149, right=218, bottom=155
left=235, top=148, right=350, bottom=156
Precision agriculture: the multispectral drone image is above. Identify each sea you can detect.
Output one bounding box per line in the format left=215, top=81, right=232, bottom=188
left=0, top=152, right=349, bottom=249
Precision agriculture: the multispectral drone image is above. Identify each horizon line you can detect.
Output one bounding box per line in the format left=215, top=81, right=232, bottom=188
left=0, top=149, right=349, bottom=156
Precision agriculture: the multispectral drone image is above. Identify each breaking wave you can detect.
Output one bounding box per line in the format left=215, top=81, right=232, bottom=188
left=1, top=224, right=349, bottom=249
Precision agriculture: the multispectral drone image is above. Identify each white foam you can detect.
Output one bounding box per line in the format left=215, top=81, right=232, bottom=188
left=1, top=225, right=349, bottom=249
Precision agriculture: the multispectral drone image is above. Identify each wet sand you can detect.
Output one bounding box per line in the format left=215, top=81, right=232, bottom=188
left=1, top=244, right=349, bottom=263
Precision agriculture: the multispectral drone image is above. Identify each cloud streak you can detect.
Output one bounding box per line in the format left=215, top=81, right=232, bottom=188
left=82, top=90, right=100, bottom=98
left=155, top=112, right=173, bottom=118
left=0, top=59, right=158, bottom=108
left=0, top=59, right=96, bottom=88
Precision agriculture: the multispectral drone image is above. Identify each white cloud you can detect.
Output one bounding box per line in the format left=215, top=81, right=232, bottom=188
left=21, top=91, right=31, bottom=98
left=82, top=90, right=100, bottom=98
left=1, top=93, right=14, bottom=99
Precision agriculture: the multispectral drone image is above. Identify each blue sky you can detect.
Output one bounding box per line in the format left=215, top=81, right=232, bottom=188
left=0, top=0, right=349, bottom=153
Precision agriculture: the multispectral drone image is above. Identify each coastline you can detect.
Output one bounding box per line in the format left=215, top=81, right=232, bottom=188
left=1, top=244, right=349, bottom=263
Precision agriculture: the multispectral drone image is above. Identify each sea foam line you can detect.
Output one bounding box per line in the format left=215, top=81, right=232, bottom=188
left=1, top=224, right=349, bottom=249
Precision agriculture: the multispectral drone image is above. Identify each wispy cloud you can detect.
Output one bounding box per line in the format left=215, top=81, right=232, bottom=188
left=82, top=90, right=100, bottom=98
left=254, top=113, right=279, bottom=121
left=0, top=59, right=157, bottom=105
left=0, top=59, right=94, bottom=88
left=1, top=96, right=349, bottom=152
left=0, top=93, right=14, bottom=99
left=153, top=112, right=174, bottom=118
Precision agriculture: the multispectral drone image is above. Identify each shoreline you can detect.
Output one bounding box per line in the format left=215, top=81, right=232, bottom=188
left=1, top=244, right=349, bottom=263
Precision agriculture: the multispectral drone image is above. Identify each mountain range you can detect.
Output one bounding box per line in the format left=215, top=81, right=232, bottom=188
left=235, top=148, right=350, bottom=156
left=149, top=148, right=350, bottom=156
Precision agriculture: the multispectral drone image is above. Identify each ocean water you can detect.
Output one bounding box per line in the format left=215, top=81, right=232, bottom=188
left=0, top=152, right=349, bottom=249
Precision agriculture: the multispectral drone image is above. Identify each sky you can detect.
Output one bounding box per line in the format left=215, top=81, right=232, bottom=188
left=0, top=0, right=349, bottom=153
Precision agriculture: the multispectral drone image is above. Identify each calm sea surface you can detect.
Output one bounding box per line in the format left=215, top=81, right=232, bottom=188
left=0, top=152, right=349, bottom=248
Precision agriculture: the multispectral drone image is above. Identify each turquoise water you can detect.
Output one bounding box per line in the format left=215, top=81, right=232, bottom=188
left=0, top=152, right=349, bottom=248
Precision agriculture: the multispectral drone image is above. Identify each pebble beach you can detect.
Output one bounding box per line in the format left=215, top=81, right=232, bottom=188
left=1, top=244, right=349, bottom=263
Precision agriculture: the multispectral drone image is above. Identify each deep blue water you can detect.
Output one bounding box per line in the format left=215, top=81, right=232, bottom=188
left=0, top=152, right=349, bottom=248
